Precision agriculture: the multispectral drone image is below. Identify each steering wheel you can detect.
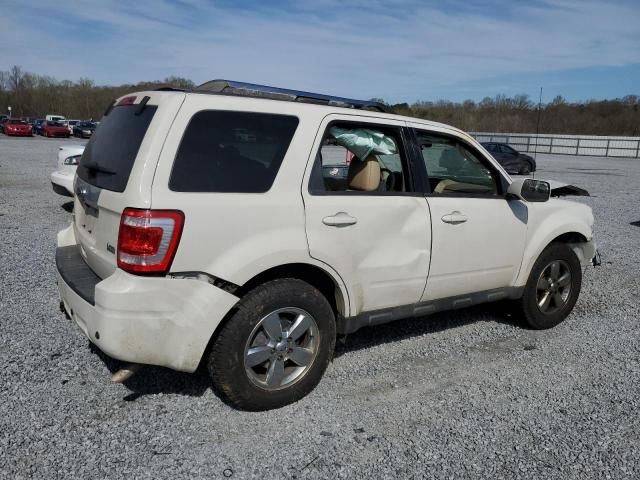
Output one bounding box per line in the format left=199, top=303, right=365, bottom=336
left=379, top=168, right=395, bottom=191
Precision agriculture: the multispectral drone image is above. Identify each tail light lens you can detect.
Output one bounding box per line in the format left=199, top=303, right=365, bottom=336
left=117, top=208, right=184, bottom=274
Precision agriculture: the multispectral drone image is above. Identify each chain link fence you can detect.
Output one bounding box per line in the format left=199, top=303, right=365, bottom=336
left=471, top=132, right=640, bottom=158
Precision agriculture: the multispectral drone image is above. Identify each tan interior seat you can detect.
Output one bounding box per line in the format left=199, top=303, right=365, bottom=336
left=433, top=178, right=458, bottom=193
left=348, top=155, right=381, bottom=191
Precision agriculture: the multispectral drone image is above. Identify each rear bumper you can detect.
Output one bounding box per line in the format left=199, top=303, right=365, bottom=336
left=50, top=170, right=74, bottom=196
left=55, top=229, right=240, bottom=372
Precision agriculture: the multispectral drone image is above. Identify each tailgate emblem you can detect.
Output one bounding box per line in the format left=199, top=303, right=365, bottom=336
left=107, top=243, right=115, bottom=254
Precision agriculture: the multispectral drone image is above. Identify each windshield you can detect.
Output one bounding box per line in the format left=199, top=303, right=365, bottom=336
left=77, top=104, right=157, bottom=192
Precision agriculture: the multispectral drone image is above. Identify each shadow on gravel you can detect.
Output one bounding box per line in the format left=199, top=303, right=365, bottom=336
left=334, top=302, right=521, bottom=359
left=86, top=303, right=522, bottom=401
left=90, top=343, right=210, bottom=400
left=61, top=201, right=73, bottom=212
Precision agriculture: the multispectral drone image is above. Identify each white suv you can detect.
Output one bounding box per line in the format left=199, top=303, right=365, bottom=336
left=56, top=80, right=598, bottom=410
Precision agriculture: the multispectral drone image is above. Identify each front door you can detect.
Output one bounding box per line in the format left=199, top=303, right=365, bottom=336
left=303, top=116, right=431, bottom=316
left=410, top=125, right=528, bottom=301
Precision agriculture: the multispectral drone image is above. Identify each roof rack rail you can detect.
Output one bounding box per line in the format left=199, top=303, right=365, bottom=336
left=195, top=80, right=391, bottom=113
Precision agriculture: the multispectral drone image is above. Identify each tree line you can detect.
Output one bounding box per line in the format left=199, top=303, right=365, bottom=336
left=0, top=66, right=195, bottom=121
left=388, top=93, right=640, bottom=136
left=1, top=66, right=638, bottom=136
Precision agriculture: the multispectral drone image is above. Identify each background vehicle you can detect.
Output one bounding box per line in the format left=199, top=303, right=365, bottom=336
left=45, top=114, right=66, bottom=122
left=55, top=81, right=597, bottom=411
left=61, top=120, right=80, bottom=134
left=0, top=117, right=9, bottom=133
left=51, top=144, right=85, bottom=196
left=481, top=142, right=536, bottom=174
left=42, top=121, right=70, bottom=138
left=31, top=119, right=45, bottom=135
left=72, top=121, right=97, bottom=138
left=2, top=118, right=33, bottom=136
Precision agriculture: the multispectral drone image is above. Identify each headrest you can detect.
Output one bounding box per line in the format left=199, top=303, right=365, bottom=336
left=348, top=155, right=380, bottom=191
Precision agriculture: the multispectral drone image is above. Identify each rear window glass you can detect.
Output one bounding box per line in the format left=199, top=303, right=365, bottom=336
left=169, top=111, right=299, bottom=193
left=77, top=104, right=157, bottom=192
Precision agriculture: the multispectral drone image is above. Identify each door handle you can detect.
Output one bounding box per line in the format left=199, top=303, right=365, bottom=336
left=441, top=211, right=468, bottom=224
left=322, top=212, right=358, bottom=227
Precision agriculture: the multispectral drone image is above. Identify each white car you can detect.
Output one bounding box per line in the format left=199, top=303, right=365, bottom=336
left=63, top=120, right=81, bottom=134
left=55, top=80, right=598, bottom=411
left=50, top=145, right=84, bottom=196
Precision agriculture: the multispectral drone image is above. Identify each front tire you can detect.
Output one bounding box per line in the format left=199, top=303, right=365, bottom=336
left=517, top=243, right=582, bottom=329
left=207, top=278, right=336, bottom=411
left=519, top=162, right=532, bottom=175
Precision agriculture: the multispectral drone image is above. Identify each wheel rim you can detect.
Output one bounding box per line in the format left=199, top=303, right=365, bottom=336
left=536, top=260, right=572, bottom=314
left=244, top=307, right=319, bottom=391
left=520, top=164, right=531, bottom=174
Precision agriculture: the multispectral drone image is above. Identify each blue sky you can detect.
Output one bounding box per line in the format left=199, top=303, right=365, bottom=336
left=1, top=0, right=638, bottom=103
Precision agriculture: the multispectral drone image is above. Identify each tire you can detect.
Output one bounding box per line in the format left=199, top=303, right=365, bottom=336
left=207, top=278, right=336, bottom=411
left=519, top=162, right=532, bottom=175
left=517, top=243, right=582, bottom=329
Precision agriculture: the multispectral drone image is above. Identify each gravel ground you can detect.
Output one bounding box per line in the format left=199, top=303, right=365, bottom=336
left=1, top=135, right=638, bottom=479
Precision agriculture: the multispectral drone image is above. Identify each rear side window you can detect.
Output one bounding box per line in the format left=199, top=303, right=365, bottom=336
left=169, top=111, right=299, bottom=193
left=77, top=105, right=157, bottom=192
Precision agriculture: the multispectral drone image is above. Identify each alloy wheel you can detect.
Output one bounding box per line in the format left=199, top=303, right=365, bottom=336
left=244, top=307, right=319, bottom=391
left=536, top=260, right=572, bottom=314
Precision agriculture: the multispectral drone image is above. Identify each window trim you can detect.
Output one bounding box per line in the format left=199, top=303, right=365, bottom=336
left=308, top=120, right=420, bottom=197
left=168, top=109, right=300, bottom=194
left=409, top=127, right=509, bottom=198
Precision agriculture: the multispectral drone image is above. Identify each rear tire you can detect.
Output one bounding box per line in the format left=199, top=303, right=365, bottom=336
left=517, top=243, right=582, bottom=329
left=207, top=278, right=336, bottom=411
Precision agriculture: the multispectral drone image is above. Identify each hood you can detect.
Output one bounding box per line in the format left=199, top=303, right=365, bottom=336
left=545, top=179, right=590, bottom=197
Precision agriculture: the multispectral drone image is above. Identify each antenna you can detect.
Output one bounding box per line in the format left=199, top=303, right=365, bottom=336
left=533, top=87, right=543, bottom=178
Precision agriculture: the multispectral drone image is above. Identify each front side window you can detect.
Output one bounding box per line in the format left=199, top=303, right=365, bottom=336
left=417, top=131, right=498, bottom=195
left=169, top=111, right=299, bottom=193
left=484, top=143, right=497, bottom=153
left=500, top=144, right=519, bottom=155
left=310, top=123, right=408, bottom=194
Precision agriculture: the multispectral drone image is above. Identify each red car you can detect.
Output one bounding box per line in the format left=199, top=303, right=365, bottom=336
left=3, top=118, right=33, bottom=136
left=41, top=121, right=70, bottom=138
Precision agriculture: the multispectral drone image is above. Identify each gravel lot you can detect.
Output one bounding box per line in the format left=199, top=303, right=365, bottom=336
left=1, top=135, right=638, bottom=479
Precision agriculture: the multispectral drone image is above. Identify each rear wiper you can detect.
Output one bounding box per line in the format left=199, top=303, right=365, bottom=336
left=83, top=161, right=116, bottom=175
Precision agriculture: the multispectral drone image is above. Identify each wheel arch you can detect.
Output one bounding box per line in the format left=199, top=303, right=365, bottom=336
left=515, top=224, right=593, bottom=287
left=236, top=262, right=349, bottom=319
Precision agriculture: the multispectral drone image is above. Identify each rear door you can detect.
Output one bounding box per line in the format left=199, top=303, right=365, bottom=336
left=74, top=92, right=185, bottom=279
left=302, top=115, right=431, bottom=315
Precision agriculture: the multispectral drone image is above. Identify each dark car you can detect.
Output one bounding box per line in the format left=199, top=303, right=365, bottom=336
left=32, top=119, right=45, bottom=135
left=481, top=142, right=536, bottom=175
left=2, top=118, right=33, bottom=136
left=41, top=121, right=70, bottom=138
left=0, top=117, right=9, bottom=133
left=72, top=121, right=97, bottom=138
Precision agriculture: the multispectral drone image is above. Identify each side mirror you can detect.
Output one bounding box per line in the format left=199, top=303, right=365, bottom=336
left=507, top=178, right=550, bottom=202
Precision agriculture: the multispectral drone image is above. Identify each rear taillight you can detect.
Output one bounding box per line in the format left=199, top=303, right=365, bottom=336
left=117, top=208, right=184, bottom=274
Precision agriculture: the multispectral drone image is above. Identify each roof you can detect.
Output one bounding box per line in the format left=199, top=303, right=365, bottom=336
left=158, top=79, right=392, bottom=113
left=151, top=79, right=471, bottom=140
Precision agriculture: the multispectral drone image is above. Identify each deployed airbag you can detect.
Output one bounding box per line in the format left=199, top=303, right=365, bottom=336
left=329, top=127, right=397, bottom=160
